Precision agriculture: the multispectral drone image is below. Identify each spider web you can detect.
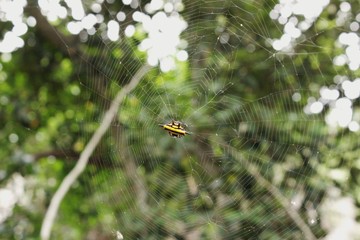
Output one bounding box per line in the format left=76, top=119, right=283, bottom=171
left=56, top=0, right=356, bottom=239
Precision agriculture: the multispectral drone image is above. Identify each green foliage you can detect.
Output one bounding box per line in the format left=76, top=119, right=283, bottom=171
left=1, top=0, right=360, bottom=239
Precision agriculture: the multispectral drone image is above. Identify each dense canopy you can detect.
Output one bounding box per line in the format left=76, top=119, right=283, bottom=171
left=1, top=0, right=360, bottom=239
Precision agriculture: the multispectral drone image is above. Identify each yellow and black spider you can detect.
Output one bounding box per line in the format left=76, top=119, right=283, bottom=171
left=159, top=120, right=191, bottom=138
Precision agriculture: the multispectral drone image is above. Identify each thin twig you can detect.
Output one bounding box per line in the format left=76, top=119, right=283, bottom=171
left=40, top=64, right=151, bottom=240
left=226, top=145, right=317, bottom=240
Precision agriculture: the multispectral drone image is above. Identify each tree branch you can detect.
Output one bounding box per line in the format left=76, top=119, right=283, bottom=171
left=40, top=64, right=151, bottom=240
left=24, top=6, right=78, bottom=58
left=225, top=144, right=317, bottom=240
left=32, top=150, right=120, bottom=168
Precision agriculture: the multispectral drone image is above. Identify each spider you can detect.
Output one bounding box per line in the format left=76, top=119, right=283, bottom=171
left=159, top=120, right=191, bottom=138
